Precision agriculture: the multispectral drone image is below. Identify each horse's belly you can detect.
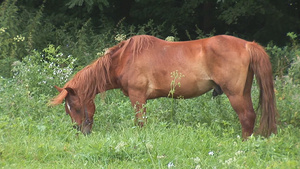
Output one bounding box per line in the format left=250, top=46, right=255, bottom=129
left=147, top=79, right=213, bottom=99
left=146, top=70, right=213, bottom=99
left=176, top=80, right=214, bottom=98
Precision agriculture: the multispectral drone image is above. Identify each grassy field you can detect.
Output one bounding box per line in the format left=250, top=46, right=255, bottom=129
left=0, top=76, right=300, bottom=168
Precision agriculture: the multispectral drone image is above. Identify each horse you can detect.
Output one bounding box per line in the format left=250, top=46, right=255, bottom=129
left=50, top=35, right=278, bottom=139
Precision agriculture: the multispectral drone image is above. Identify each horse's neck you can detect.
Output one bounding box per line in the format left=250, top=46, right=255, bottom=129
left=94, top=67, right=119, bottom=94
left=100, top=72, right=119, bottom=92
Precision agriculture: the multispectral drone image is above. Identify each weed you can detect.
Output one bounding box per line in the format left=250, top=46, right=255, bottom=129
left=168, top=70, right=185, bottom=122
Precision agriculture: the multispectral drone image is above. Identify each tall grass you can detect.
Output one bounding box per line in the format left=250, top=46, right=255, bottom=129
left=1, top=65, right=300, bottom=168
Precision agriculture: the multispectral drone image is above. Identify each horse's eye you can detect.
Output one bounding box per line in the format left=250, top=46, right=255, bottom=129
left=75, top=108, right=81, bottom=114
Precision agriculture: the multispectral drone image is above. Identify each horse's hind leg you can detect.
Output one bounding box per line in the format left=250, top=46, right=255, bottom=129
left=222, top=70, right=256, bottom=139
left=227, top=94, right=256, bottom=139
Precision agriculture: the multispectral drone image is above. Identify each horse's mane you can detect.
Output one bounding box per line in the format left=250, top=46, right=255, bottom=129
left=50, top=35, right=156, bottom=105
left=127, top=35, right=155, bottom=57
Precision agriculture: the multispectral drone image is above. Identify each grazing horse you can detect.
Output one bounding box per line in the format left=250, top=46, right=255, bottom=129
left=50, top=35, right=278, bottom=138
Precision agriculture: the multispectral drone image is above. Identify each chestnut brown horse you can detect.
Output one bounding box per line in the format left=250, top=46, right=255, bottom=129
left=50, top=35, right=277, bottom=138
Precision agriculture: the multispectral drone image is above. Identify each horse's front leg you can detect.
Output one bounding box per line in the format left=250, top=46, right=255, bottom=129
left=129, top=93, right=147, bottom=127
left=134, top=104, right=147, bottom=127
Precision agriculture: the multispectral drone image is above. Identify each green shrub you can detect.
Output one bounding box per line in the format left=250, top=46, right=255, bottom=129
left=266, top=44, right=292, bottom=78
left=266, top=32, right=300, bottom=78
left=288, top=56, right=300, bottom=84
left=275, top=76, right=300, bottom=127
left=11, top=45, right=76, bottom=96
left=0, top=57, right=17, bottom=78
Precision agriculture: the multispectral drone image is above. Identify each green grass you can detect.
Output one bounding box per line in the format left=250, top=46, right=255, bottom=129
left=1, top=77, right=300, bottom=168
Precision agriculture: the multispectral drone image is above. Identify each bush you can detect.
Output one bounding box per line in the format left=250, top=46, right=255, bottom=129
left=266, top=32, right=300, bottom=78
left=11, top=45, right=76, bottom=96
left=288, top=56, right=300, bottom=84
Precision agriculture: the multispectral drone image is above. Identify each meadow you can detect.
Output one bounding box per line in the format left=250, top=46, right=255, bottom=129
left=1, top=1, right=300, bottom=168
left=1, top=58, right=300, bottom=168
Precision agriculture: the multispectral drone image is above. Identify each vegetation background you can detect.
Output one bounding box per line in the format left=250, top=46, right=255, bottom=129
left=0, top=0, right=300, bottom=168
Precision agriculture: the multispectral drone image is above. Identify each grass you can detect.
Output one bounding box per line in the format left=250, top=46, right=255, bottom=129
left=0, top=77, right=300, bottom=168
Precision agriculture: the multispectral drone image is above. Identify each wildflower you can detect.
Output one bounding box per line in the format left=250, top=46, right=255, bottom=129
left=195, top=164, right=201, bottom=169
left=115, top=34, right=126, bottom=42
left=208, top=151, right=214, bottom=156
left=146, top=142, right=153, bottom=150
left=167, top=162, right=175, bottom=168
left=11, top=61, right=22, bottom=67
left=165, top=36, right=175, bottom=42
left=114, top=141, right=126, bottom=152
left=157, top=155, right=166, bottom=159
left=193, top=157, right=200, bottom=163
left=235, top=150, right=244, bottom=156
left=224, top=157, right=236, bottom=165
left=13, top=35, right=25, bottom=42
left=0, top=27, right=6, bottom=33
left=97, top=52, right=103, bottom=57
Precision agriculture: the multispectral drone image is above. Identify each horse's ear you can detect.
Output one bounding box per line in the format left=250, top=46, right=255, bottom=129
left=49, top=88, right=68, bottom=106
left=64, top=87, right=76, bottom=96
left=54, top=85, right=63, bottom=93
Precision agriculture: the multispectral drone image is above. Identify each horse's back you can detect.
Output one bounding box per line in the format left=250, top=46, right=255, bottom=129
left=126, top=36, right=215, bottom=98
left=123, top=35, right=253, bottom=99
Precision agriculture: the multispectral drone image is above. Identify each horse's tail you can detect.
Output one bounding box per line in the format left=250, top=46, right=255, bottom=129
left=246, top=42, right=278, bottom=137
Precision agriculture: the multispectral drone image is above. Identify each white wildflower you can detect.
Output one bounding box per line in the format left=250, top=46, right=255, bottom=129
left=165, top=36, right=175, bottom=42
left=146, top=142, right=153, bottom=150
left=13, top=35, right=25, bottom=42
left=195, top=164, right=201, bottom=169
left=235, top=150, right=244, bottom=156
left=115, top=34, right=126, bottom=42
left=193, top=157, right=200, bottom=163
left=114, top=141, right=126, bottom=152
left=224, top=157, right=236, bottom=165
left=0, top=27, right=7, bottom=33
left=167, top=162, right=175, bottom=168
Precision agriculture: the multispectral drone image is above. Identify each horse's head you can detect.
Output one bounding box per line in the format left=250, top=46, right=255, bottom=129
left=53, top=86, right=95, bottom=135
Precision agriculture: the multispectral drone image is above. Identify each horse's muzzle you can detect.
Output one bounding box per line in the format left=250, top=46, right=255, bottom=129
left=73, top=124, right=92, bottom=135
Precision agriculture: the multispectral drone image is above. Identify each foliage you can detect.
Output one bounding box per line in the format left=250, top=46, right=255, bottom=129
left=288, top=56, right=300, bottom=84
left=1, top=0, right=300, bottom=79
left=4, top=0, right=298, bottom=44
left=11, top=45, right=76, bottom=96
left=66, top=0, right=109, bottom=11
left=218, top=0, right=300, bottom=44
left=1, top=67, right=300, bottom=168
left=266, top=32, right=300, bottom=78
left=167, top=70, right=185, bottom=122
left=275, top=77, right=300, bottom=127
left=0, top=57, right=17, bottom=78
left=0, top=0, right=49, bottom=61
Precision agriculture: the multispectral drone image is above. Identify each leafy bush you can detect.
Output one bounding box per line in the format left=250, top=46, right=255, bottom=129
left=266, top=44, right=290, bottom=77
left=288, top=56, right=300, bottom=84
left=266, top=32, right=300, bottom=78
left=11, top=45, right=76, bottom=96
left=275, top=76, right=300, bottom=127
